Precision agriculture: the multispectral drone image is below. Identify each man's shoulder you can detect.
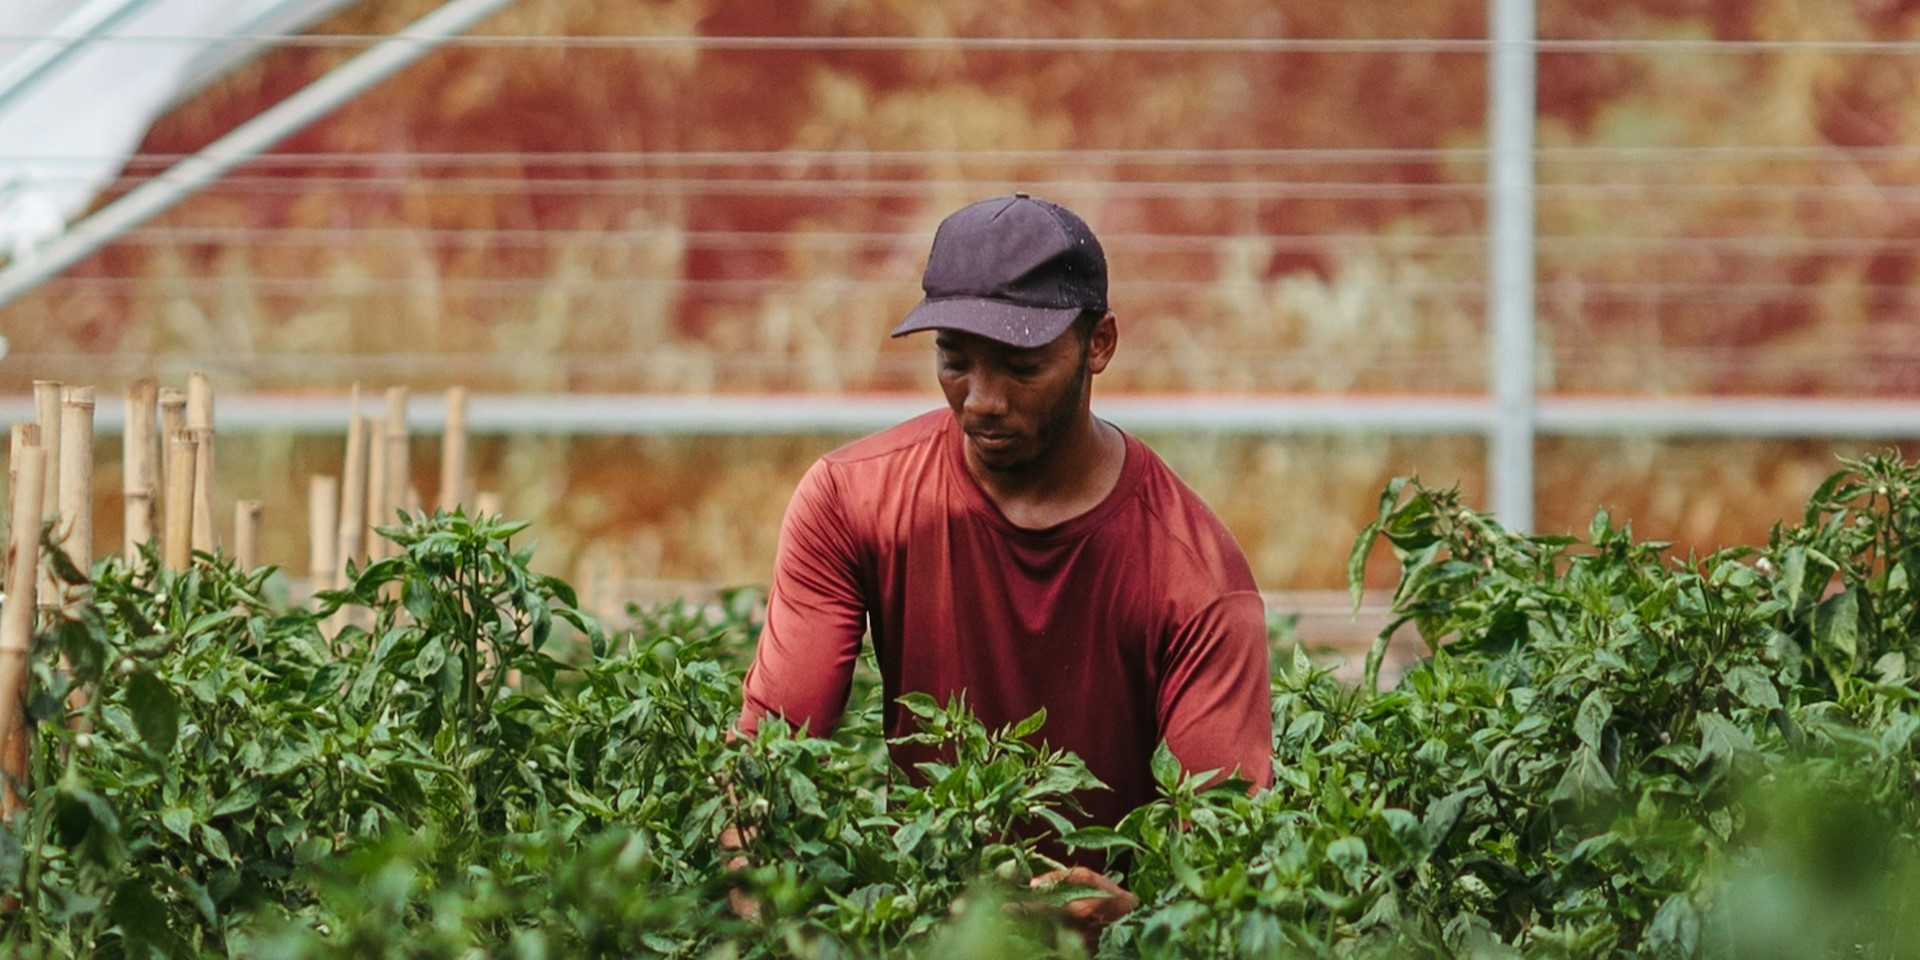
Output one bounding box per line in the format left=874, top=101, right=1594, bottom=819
left=820, top=408, right=952, bottom=469
left=1124, top=436, right=1259, bottom=593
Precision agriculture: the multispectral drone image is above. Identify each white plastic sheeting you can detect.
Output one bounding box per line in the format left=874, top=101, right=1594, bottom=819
left=0, top=0, right=356, bottom=261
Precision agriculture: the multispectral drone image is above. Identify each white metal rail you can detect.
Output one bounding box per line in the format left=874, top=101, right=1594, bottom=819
left=0, top=393, right=1912, bottom=440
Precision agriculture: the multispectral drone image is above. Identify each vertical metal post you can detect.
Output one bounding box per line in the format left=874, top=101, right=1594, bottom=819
left=1488, top=0, right=1538, bottom=531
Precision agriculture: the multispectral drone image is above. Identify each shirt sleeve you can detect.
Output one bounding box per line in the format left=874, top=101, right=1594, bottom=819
left=1156, top=590, right=1274, bottom=789
left=737, top=459, right=868, bottom=738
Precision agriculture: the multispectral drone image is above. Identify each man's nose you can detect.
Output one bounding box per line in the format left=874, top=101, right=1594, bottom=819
left=964, top=373, right=1009, bottom=419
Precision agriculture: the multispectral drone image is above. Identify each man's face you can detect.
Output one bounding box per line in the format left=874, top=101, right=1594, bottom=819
left=934, top=326, right=1094, bottom=475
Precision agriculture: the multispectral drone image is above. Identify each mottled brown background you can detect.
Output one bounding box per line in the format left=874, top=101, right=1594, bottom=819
left=6, top=0, right=1919, bottom=607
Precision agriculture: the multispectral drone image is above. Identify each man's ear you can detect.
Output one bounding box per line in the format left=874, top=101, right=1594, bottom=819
left=1086, top=311, right=1117, bottom=375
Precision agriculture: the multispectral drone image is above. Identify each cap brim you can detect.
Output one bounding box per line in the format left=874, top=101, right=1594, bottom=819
left=889, top=298, right=1081, bottom=349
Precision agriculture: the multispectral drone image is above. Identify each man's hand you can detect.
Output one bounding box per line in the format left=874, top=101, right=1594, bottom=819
left=1027, top=866, right=1138, bottom=946
left=719, top=823, right=761, bottom=922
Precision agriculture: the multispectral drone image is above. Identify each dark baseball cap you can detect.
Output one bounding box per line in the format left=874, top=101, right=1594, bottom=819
left=890, top=193, right=1108, bottom=348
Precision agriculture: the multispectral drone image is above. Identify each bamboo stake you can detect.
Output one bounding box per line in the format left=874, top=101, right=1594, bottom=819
left=364, top=413, right=388, bottom=562
left=33, top=382, right=60, bottom=523
left=123, top=379, right=157, bottom=566
left=57, top=389, right=97, bottom=732
left=6, top=425, right=39, bottom=585
left=335, top=387, right=366, bottom=573
left=157, top=388, right=186, bottom=541
left=234, top=501, right=262, bottom=570
left=8, top=426, right=39, bottom=484
left=187, top=373, right=216, bottom=554
left=1, top=426, right=37, bottom=811
left=384, top=386, right=411, bottom=525
left=1, top=442, right=46, bottom=818
left=163, top=432, right=197, bottom=572
left=33, top=382, right=60, bottom=609
left=57, top=387, right=95, bottom=585
left=309, top=475, right=338, bottom=608
left=191, top=433, right=216, bottom=558
left=439, top=386, right=468, bottom=513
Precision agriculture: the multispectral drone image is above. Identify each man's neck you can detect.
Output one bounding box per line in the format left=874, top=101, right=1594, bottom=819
left=965, top=413, right=1127, bottom=530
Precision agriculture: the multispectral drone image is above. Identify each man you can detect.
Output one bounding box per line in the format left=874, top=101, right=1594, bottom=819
left=733, top=193, right=1273, bottom=933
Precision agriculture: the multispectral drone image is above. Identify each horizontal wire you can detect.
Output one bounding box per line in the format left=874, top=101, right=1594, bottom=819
left=44, top=175, right=1920, bottom=204
left=14, top=341, right=1914, bottom=361
left=10, top=348, right=1915, bottom=370
left=14, top=146, right=1920, bottom=167
left=93, top=226, right=1920, bottom=256
left=24, top=275, right=1920, bottom=300
left=3, top=34, right=1920, bottom=54
left=3, top=354, right=1911, bottom=386
left=37, top=174, right=1920, bottom=203
left=70, top=176, right=1500, bottom=200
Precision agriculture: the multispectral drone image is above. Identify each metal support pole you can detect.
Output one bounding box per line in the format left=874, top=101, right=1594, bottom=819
left=0, top=0, right=518, bottom=311
left=1488, top=0, right=1538, bottom=531
left=0, top=0, right=156, bottom=114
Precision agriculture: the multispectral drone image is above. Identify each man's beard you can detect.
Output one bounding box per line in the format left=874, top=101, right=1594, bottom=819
left=982, top=362, right=1088, bottom=476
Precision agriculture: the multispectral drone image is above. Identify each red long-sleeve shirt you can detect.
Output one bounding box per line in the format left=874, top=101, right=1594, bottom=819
left=738, top=409, right=1273, bottom=831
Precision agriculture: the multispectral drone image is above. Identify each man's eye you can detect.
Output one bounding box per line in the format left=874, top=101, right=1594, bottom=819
left=1008, top=365, right=1040, bottom=377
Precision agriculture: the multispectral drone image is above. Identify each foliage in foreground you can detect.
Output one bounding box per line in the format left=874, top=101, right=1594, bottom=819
left=3, top=454, right=1920, bottom=957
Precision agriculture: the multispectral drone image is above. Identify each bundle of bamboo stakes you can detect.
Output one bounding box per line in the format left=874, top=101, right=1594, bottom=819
left=0, top=378, right=489, bottom=820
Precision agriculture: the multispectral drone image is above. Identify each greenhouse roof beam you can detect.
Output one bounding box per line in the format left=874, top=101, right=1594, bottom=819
left=0, top=0, right=517, bottom=312
left=0, top=0, right=157, bottom=114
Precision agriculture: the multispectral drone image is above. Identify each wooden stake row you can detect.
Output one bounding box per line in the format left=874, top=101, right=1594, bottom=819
left=3, top=378, right=490, bottom=816
left=302, top=385, right=487, bottom=613
left=12, top=379, right=488, bottom=584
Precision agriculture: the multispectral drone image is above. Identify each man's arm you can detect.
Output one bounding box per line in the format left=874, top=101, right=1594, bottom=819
left=726, top=460, right=869, bottom=919
left=737, top=459, right=869, bottom=738
left=1156, top=590, right=1275, bottom=790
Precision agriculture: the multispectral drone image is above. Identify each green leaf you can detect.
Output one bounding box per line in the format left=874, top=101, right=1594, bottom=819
left=893, top=820, right=927, bottom=856
left=160, top=806, right=195, bottom=843
left=1326, top=835, right=1369, bottom=888
left=183, top=609, right=240, bottom=638
left=200, top=824, right=233, bottom=864
left=1009, top=708, right=1047, bottom=741
left=785, top=769, right=823, bottom=817
left=56, top=785, right=124, bottom=868
left=1029, top=880, right=1116, bottom=909
left=209, top=783, right=261, bottom=820
left=1813, top=588, right=1860, bottom=676
left=1724, top=665, right=1781, bottom=711
left=897, top=693, right=940, bottom=722
left=1150, top=742, right=1182, bottom=792
left=1349, top=518, right=1382, bottom=613
left=1063, top=826, right=1139, bottom=852
left=1549, top=746, right=1616, bottom=807
left=1873, top=651, right=1907, bottom=683
left=1645, top=893, right=1700, bottom=960
left=1574, top=689, right=1612, bottom=750
left=108, top=880, right=176, bottom=952
left=1171, top=846, right=1205, bottom=896
left=125, top=669, right=181, bottom=754
left=1781, top=546, right=1806, bottom=610
left=294, top=835, right=335, bottom=865
left=1422, top=786, right=1482, bottom=849
left=412, top=637, right=448, bottom=679
left=1697, top=712, right=1756, bottom=767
